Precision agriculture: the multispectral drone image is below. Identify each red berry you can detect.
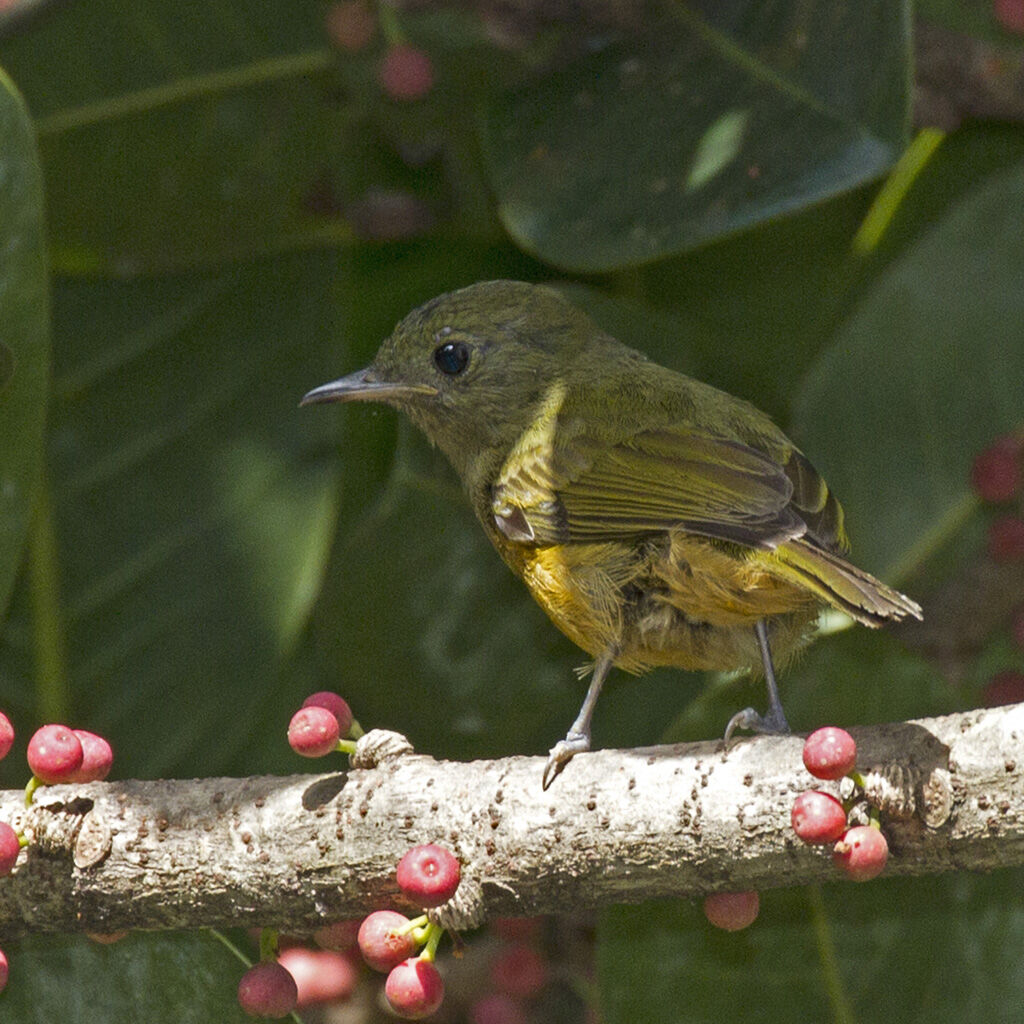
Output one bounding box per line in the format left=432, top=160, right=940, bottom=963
left=70, top=730, right=113, bottom=782
left=981, top=669, right=1024, bottom=707
left=971, top=437, right=1022, bottom=502
left=288, top=706, right=341, bottom=758
left=703, top=890, right=760, bottom=931
left=470, top=992, right=528, bottom=1024
left=277, top=946, right=358, bottom=1007
left=0, top=948, right=8, bottom=994
left=324, top=0, right=376, bottom=51
left=0, top=712, right=13, bottom=761
left=988, top=516, right=1024, bottom=562
left=0, top=822, right=19, bottom=875
left=489, top=916, right=543, bottom=943
left=358, top=910, right=418, bottom=972
left=237, top=961, right=298, bottom=1019
left=27, top=724, right=84, bottom=784
left=833, top=825, right=889, bottom=881
left=313, top=918, right=361, bottom=951
left=995, top=0, right=1024, bottom=34
left=396, top=844, right=461, bottom=907
left=301, top=691, right=353, bottom=736
left=791, top=790, right=848, bottom=844
left=385, top=958, right=445, bottom=1020
left=490, top=942, right=548, bottom=998
left=379, top=45, right=434, bottom=101
left=802, top=726, right=857, bottom=781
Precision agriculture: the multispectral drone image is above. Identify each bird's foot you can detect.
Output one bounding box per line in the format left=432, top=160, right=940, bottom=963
left=723, top=704, right=791, bottom=747
left=542, top=731, right=591, bottom=790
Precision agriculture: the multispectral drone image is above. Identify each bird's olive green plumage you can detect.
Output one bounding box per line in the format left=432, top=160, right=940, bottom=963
left=303, top=281, right=921, bottom=780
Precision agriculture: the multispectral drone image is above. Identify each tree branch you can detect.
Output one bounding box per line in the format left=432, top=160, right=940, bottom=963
left=1, top=704, right=1022, bottom=942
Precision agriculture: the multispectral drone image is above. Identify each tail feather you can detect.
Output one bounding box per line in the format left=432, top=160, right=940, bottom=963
left=770, top=539, right=922, bottom=627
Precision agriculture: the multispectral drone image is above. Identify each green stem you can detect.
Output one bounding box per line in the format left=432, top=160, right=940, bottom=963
left=348, top=719, right=366, bottom=740
left=418, top=922, right=444, bottom=963
left=807, top=885, right=856, bottom=1024
left=28, top=479, right=70, bottom=723
left=24, top=775, right=41, bottom=808
left=336, top=738, right=359, bottom=756
left=259, top=926, right=280, bottom=962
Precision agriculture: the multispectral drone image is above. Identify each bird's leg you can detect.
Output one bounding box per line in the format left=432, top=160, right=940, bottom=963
left=542, top=648, right=616, bottom=790
left=724, top=619, right=791, bottom=743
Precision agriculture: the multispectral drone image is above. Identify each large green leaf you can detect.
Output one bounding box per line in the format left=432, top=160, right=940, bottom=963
left=0, top=932, right=256, bottom=1022
left=480, top=2, right=910, bottom=272
left=793, top=164, right=1024, bottom=580
left=0, top=69, right=48, bottom=620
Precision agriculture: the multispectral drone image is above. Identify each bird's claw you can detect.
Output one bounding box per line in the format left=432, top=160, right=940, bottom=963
left=542, top=732, right=591, bottom=789
left=723, top=705, right=791, bottom=747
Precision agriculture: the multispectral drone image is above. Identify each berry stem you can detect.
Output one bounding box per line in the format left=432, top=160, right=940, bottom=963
left=376, top=3, right=407, bottom=45
left=418, top=922, right=444, bottom=963
left=24, top=775, right=41, bottom=808
left=259, top=927, right=280, bottom=962
left=335, top=738, right=358, bottom=756
left=806, top=885, right=856, bottom=1024
left=348, top=719, right=365, bottom=740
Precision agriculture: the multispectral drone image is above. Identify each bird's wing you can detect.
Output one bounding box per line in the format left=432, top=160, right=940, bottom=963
left=492, top=426, right=844, bottom=551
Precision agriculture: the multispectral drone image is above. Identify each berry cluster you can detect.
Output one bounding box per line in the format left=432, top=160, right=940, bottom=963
left=970, top=433, right=1024, bottom=707
left=0, top=711, right=116, bottom=994
left=792, top=727, right=889, bottom=881
left=287, top=690, right=363, bottom=759
left=324, top=1, right=435, bottom=101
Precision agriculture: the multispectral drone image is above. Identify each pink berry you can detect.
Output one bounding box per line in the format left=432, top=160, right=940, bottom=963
left=703, top=890, right=760, bottom=931
left=971, top=436, right=1022, bottom=502
left=396, top=844, right=461, bottom=907
left=988, top=516, right=1024, bottom=562
left=288, top=706, right=341, bottom=758
left=27, top=724, right=84, bottom=784
left=0, top=822, right=19, bottom=875
left=982, top=670, right=1024, bottom=707
left=995, top=0, right=1024, bottom=34
left=385, top=958, right=445, bottom=1020
left=833, top=825, right=889, bottom=881
left=70, top=730, right=114, bottom=782
left=313, top=918, right=361, bottom=951
left=277, top=946, right=358, bottom=1007
left=470, top=992, right=528, bottom=1024
left=358, top=910, right=418, bottom=972
left=324, top=0, right=376, bottom=51
left=490, top=942, right=548, bottom=998
left=0, top=948, right=8, bottom=994
left=802, top=726, right=857, bottom=781
left=0, top=712, right=13, bottom=761
left=379, top=45, right=434, bottom=101
left=301, top=691, right=353, bottom=736
left=791, top=790, right=848, bottom=844
left=237, top=961, right=298, bottom=1019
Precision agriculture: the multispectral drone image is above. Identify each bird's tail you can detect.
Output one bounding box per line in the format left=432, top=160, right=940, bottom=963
left=769, top=539, right=922, bottom=627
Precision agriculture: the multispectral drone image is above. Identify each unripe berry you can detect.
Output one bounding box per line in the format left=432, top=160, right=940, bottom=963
left=988, top=515, right=1024, bottom=563
left=703, top=890, right=760, bottom=931
left=288, top=706, right=341, bottom=758
left=833, top=825, right=889, bottom=881
left=970, top=436, right=1022, bottom=502
left=791, top=790, right=848, bottom=844
left=70, top=730, right=114, bottom=782
left=0, top=822, right=20, bottom=875
left=379, top=45, right=434, bottom=101
left=358, top=910, right=418, bottom=972
left=301, top=691, right=353, bottom=736
left=396, top=844, right=461, bottom=907
left=490, top=942, right=548, bottom=998
left=981, top=670, right=1024, bottom=707
left=237, top=961, right=298, bottom=1019
left=27, top=724, right=84, bottom=784
left=0, top=712, right=13, bottom=761
left=277, top=946, right=358, bottom=1007
left=802, top=726, right=857, bottom=780
left=385, top=958, right=445, bottom=1019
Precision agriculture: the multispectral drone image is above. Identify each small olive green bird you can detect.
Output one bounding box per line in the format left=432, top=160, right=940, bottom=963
left=303, top=281, right=921, bottom=787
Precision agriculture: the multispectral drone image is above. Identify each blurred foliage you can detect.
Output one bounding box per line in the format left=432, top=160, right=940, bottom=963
left=0, top=0, right=1022, bottom=1021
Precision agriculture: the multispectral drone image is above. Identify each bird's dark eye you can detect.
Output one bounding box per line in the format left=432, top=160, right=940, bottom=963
left=433, top=341, right=470, bottom=376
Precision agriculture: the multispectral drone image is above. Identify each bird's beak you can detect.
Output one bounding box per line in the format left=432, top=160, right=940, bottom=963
left=300, top=367, right=438, bottom=406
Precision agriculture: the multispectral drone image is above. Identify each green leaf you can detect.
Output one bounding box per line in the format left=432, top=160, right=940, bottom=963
left=599, top=871, right=1024, bottom=1024
left=0, top=68, right=49, bottom=620
left=793, top=164, right=1024, bottom=581
left=1, top=932, right=256, bottom=1022
left=480, top=3, right=910, bottom=272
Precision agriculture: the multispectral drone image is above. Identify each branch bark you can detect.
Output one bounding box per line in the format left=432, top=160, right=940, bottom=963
left=1, top=704, right=1022, bottom=942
